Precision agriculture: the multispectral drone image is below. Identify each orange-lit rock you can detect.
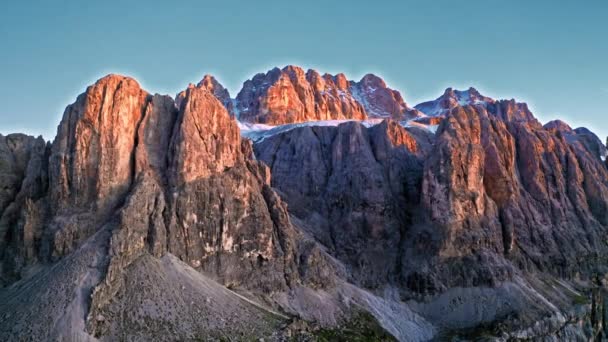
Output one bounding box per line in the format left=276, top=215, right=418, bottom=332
left=236, top=65, right=421, bottom=124
left=49, top=75, right=149, bottom=215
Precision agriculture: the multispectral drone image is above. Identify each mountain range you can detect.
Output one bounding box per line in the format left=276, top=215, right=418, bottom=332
left=1, top=65, right=607, bottom=341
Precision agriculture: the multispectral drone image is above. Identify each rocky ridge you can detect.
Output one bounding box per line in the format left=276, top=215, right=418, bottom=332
left=234, top=65, right=421, bottom=124
left=0, top=69, right=607, bottom=341
left=253, top=84, right=608, bottom=339
left=0, top=74, right=339, bottom=340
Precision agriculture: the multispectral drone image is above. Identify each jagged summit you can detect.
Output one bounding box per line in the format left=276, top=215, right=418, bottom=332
left=175, top=74, right=235, bottom=116
left=234, top=65, right=421, bottom=124
left=544, top=119, right=574, bottom=133
left=95, top=73, right=140, bottom=85
left=234, top=65, right=366, bottom=124
left=544, top=119, right=608, bottom=161
left=414, top=86, right=495, bottom=117
left=412, top=86, right=542, bottom=127
left=351, top=73, right=422, bottom=120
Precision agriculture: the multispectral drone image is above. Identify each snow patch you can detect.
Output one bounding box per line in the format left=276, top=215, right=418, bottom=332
left=403, top=120, right=439, bottom=134
left=415, top=88, right=491, bottom=117
left=457, top=90, right=472, bottom=106
left=351, top=85, right=395, bottom=118
left=239, top=117, right=441, bottom=143
left=238, top=119, right=384, bottom=142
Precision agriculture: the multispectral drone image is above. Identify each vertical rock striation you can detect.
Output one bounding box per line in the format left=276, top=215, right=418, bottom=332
left=0, top=73, right=334, bottom=339
left=0, top=134, right=48, bottom=286
left=255, top=120, right=434, bottom=288
left=256, top=100, right=608, bottom=296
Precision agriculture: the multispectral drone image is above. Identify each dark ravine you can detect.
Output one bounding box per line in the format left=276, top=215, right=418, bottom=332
left=0, top=67, right=607, bottom=341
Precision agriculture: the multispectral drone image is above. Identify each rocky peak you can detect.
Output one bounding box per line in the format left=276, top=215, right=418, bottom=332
left=235, top=65, right=367, bottom=124
left=359, top=73, right=388, bottom=89
left=331, top=73, right=349, bottom=89
left=169, top=85, right=242, bottom=185
left=176, top=75, right=234, bottom=116
left=234, top=65, right=425, bottom=124
left=415, top=87, right=495, bottom=117
left=487, top=99, right=538, bottom=124
left=49, top=74, right=150, bottom=216
left=1, top=73, right=335, bottom=339
left=543, top=121, right=608, bottom=162
left=414, top=87, right=542, bottom=130
left=544, top=119, right=573, bottom=133
left=282, top=64, right=306, bottom=79
left=350, top=74, right=421, bottom=121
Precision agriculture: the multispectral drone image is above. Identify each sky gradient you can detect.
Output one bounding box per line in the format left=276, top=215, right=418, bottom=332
left=1, top=0, right=606, bottom=140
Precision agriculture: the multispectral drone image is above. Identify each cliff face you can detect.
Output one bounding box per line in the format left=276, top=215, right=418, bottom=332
left=1, top=71, right=607, bottom=341
left=0, top=74, right=336, bottom=340
left=177, top=75, right=235, bottom=117
left=236, top=65, right=367, bottom=124
left=235, top=65, right=420, bottom=124
left=350, top=74, right=422, bottom=121
left=0, top=133, right=48, bottom=286
left=255, top=102, right=608, bottom=295
left=416, top=105, right=608, bottom=288
left=255, top=121, right=433, bottom=288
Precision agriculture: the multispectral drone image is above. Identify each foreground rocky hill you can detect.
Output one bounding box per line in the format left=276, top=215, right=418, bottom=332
left=1, top=67, right=607, bottom=341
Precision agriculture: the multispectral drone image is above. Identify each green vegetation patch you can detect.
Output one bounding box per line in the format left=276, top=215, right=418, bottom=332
left=311, top=311, right=397, bottom=342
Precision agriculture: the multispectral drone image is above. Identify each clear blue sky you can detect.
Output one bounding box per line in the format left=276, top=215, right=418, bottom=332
left=1, top=0, right=606, bottom=141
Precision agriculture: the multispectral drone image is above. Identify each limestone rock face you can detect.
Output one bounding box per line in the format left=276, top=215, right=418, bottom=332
left=235, top=65, right=422, bottom=124
left=170, top=85, right=241, bottom=184
left=545, top=120, right=608, bottom=161
left=487, top=99, right=539, bottom=124
left=0, top=134, right=46, bottom=214
left=0, top=75, right=335, bottom=338
left=49, top=75, right=149, bottom=216
left=411, top=87, right=541, bottom=133
left=414, top=104, right=608, bottom=291
left=197, top=75, right=234, bottom=115
left=255, top=120, right=433, bottom=288
left=236, top=65, right=366, bottom=124
left=350, top=74, right=422, bottom=120
left=134, top=94, right=178, bottom=181
left=177, top=75, right=235, bottom=117
left=42, top=75, right=152, bottom=263
left=2, top=71, right=608, bottom=341
left=0, top=134, right=48, bottom=286
left=256, top=102, right=608, bottom=296
left=83, top=79, right=335, bottom=336
left=414, top=87, right=495, bottom=117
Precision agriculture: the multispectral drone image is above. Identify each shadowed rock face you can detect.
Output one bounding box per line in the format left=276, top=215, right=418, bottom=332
left=256, top=102, right=608, bottom=296
left=0, top=134, right=48, bottom=286
left=255, top=120, right=434, bottom=288
left=235, top=65, right=421, bottom=124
